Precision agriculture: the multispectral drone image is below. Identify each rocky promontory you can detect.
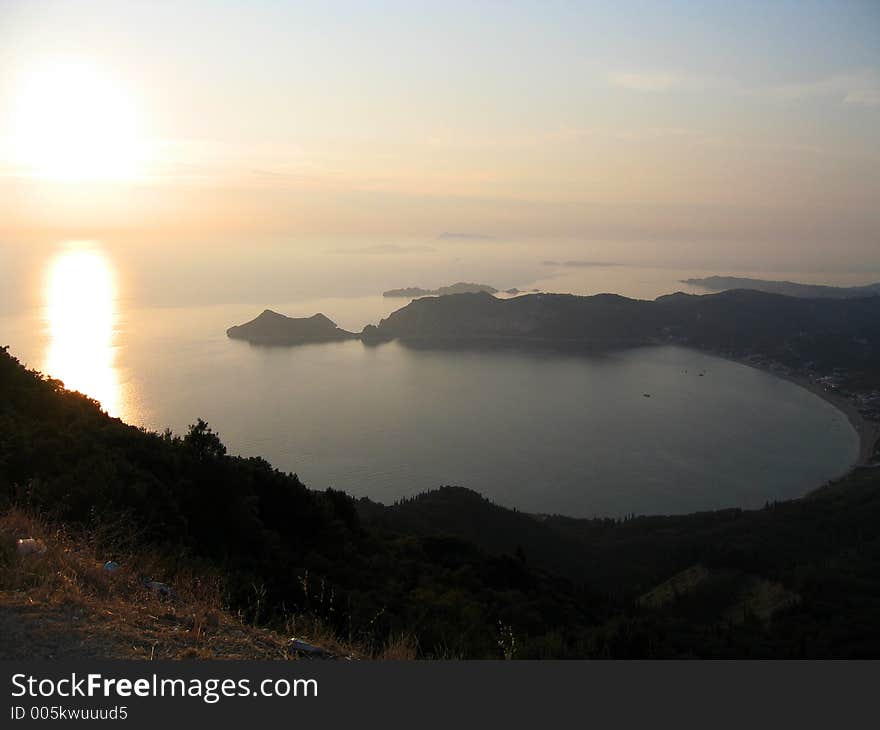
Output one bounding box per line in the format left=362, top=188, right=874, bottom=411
left=227, top=310, right=357, bottom=345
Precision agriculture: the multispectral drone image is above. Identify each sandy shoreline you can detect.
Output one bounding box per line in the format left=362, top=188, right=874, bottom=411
left=780, top=373, right=879, bottom=467
left=722, top=354, right=879, bottom=469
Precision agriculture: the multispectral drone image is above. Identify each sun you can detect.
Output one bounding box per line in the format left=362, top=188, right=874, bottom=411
left=11, top=61, right=147, bottom=182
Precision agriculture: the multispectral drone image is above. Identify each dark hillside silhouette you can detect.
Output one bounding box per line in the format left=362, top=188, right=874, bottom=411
left=368, top=290, right=880, bottom=380
left=3, top=344, right=880, bottom=657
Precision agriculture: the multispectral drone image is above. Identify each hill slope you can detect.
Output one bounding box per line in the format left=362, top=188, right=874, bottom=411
left=0, top=346, right=600, bottom=658
left=3, top=342, right=880, bottom=657
left=369, top=289, right=880, bottom=379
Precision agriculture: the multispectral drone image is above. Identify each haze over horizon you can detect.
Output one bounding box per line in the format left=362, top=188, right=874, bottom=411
left=1, top=0, right=879, bottom=274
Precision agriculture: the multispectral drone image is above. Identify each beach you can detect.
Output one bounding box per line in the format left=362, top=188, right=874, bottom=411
left=785, top=374, right=880, bottom=468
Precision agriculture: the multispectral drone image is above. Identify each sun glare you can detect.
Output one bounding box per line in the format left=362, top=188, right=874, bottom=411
left=11, top=62, right=147, bottom=182
left=44, top=245, right=121, bottom=417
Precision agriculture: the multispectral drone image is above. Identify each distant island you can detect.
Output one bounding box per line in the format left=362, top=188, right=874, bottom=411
left=226, top=310, right=357, bottom=345
left=683, top=275, right=880, bottom=299
left=383, top=282, right=499, bottom=298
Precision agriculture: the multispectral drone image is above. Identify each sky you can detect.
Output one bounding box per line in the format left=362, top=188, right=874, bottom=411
left=0, top=0, right=878, bottom=269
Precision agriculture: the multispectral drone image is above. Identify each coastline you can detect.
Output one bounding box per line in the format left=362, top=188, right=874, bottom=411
left=720, top=354, right=879, bottom=469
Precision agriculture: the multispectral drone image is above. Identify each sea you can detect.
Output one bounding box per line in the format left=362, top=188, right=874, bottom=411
left=0, top=238, right=868, bottom=517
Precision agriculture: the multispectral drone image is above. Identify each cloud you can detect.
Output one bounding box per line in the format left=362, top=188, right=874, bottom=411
left=327, top=243, right=436, bottom=255
left=844, top=87, right=880, bottom=107
left=607, top=67, right=880, bottom=108
left=437, top=232, right=494, bottom=240
left=763, top=72, right=880, bottom=107
left=543, top=260, right=621, bottom=268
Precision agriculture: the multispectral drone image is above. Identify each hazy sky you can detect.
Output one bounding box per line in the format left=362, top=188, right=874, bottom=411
left=1, top=0, right=878, bottom=268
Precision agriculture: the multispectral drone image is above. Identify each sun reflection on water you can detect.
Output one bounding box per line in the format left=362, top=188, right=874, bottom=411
left=43, top=245, right=122, bottom=417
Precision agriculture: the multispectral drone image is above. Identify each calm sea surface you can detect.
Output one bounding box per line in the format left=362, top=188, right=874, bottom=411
left=0, top=241, right=864, bottom=517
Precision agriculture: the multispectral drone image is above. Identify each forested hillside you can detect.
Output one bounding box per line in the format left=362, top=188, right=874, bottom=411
left=369, top=290, right=880, bottom=382
left=3, top=344, right=880, bottom=657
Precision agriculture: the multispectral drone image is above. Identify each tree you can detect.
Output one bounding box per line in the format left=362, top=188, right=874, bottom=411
left=183, top=418, right=227, bottom=460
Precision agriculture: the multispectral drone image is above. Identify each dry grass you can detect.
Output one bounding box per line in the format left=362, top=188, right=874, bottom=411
left=637, top=564, right=710, bottom=610
left=376, top=633, right=419, bottom=660
left=635, top=561, right=801, bottom=629
left=722, top=577, right=801, bottom=626
left=0, top=508, right=393, bottom=660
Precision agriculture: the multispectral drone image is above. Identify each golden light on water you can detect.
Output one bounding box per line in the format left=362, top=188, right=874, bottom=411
left=43, top=246, right=121, bottom=417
